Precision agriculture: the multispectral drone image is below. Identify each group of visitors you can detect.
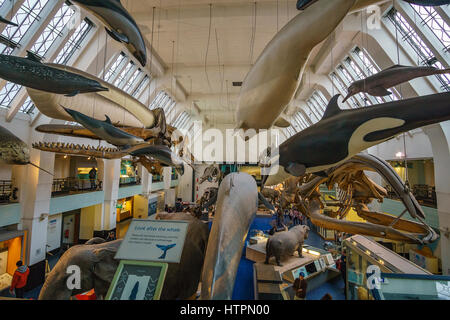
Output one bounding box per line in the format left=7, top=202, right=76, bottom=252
left=274, top=205, right=306, bottom=228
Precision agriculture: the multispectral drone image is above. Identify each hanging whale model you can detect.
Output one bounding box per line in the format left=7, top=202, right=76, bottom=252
left=343, top=65, right=450, bottom=102
left=0, top=52, right=108, bottom=97
left=129, top=144, right=186, bottom=176
left=72, top=0, right=147, bottom=66
left=0, top=125, right=52, bottom=175
left=235, top=0, right=384, bottom=133
left=0, top=16, right=18, bottom=26
left=297, top=0, right=450, bottom=10
left=63, top=107, right=145, bottom=148
left=264, top=92, right=450, bottom=186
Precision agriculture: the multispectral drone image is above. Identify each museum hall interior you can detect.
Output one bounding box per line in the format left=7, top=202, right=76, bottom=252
left=0, top=0, right=449, bottom=303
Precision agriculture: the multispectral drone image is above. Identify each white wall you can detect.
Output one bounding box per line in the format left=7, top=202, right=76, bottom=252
left=46, top=214, right=62, bottom=252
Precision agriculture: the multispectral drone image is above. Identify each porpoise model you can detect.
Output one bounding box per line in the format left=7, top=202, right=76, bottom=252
left=72, top=0, right=147, bottom=66
left=0, top=16, right=18, bottom=26
left=0, top=125, right=52, bottom=175
left=0, top=52, right=108, bottom=96
left=343, top=64, right=450, bottom=102
left=264, top=92, right=450, bottom=186
left=63, top=107, right=145, bottom=148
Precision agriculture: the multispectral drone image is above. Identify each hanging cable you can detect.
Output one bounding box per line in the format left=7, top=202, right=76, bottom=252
left=249, top=2, right=257, bottom=64
left=393, top=1, right=409, bottom=189
left=204, top=3, right=213, bottom=93
left=147, top=6, right=155, bottom=109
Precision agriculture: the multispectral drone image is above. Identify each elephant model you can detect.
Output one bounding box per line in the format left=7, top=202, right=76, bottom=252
left=264, top=225, right=310, bottom=266
left=39, top=212, right=209, bottom=300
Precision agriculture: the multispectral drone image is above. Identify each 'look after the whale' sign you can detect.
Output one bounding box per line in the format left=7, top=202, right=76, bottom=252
left=115, top=219, right=189, bottom=263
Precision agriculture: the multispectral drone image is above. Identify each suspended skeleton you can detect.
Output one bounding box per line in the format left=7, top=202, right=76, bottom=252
left=295, top=153, right=438, bottom=244
left=199, top=164, right=223, bottom=184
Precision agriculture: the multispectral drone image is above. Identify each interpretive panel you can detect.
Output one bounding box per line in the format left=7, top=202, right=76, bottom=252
left=115, top=219, right=189, bottom=263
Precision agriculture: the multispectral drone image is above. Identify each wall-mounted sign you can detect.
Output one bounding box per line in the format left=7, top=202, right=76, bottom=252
left=106, top=260, right=167, bottom=300
left=115, top=219, right=189, bottom=263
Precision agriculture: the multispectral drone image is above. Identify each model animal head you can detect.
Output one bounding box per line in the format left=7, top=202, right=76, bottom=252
left=343, top=81, right=363, bottom=102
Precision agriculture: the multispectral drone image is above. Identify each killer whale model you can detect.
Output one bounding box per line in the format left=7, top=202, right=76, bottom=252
left=0, top=52, right=108, bottom=96
left=156, top=244, right=176, bottom=259
left=63, top=107, right=145, bottom=148
left=0, top=16, right=18, bottom=26
left=264, top=92, right=450, bottom=186
left=72, top=0, right=147, bottom=66
left=343, top=65, right=450, bottom=102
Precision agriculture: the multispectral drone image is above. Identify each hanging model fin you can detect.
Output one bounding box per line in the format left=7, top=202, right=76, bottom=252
left=367, top=86, right=392, bottom=97
left=105, top=27, right=129, bottom=44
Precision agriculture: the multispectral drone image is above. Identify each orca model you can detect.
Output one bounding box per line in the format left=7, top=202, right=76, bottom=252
left=63, top=107, right=145, bottom=148
left=72, top=0, right=147, bottom=66
left=0, top=16, right=18, bottom=26
left=156, top=243, right=176, bottom=259
left=343, top=64, right=450, bottom=102
left=264, top=92, right=450, bottom=186
left=0, top=52, right=108, bottom=96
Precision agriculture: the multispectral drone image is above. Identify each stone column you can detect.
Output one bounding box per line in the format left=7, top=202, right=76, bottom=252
left=101, top=159, right=121, bottom=232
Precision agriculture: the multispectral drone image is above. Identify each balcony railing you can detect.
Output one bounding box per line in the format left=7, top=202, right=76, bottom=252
left=385, top=184, right=437, bottom=208
left=52, top=178, right=103, bottom=196
left=119, top=176, right=141, bottom=187
left=0, top=180, right=18, bottom=204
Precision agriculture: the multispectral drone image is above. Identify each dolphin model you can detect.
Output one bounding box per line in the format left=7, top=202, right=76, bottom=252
left=235, top=0, right=366, bottom=132
left=156, top=243, right=176, bottom=259
left=201, top=173, right=258, bottom=300
left=63, top=107, right=145, bottom=148
left=0, top=52, right=108, bottom=97
left=130, top=144, right=186, bottom=176
left=264, top=92, right=450, bottom=186
left=0, top=125, right=53, bottom=175
left=72, top=0, right=147, bottom=66
left=0, top=16, right=18, bottom=26
left=343, top=64, right=450, bottom=102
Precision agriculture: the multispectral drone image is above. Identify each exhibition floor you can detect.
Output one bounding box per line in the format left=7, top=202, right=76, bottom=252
left=0, top=215, right=344, bottom=300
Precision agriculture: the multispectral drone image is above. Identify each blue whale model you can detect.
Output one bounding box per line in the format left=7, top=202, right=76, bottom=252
left=63, top=107, right=145, bottom=148
left=72, top=0, right=147, bottom=66
left=264, top=92, right=450, bottom=186
left=156, top=243, right=176, bottom=259
left=0, top=52, right=108, bottom=96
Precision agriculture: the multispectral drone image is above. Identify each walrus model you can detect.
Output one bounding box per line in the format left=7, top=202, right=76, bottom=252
left=265, top=225, right=310, bottom=266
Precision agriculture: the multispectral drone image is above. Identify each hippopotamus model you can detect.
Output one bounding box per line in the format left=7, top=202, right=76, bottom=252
left=265, top=225, right=310, bottom=266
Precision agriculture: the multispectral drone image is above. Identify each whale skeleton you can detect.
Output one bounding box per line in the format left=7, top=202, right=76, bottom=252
left=296, top=153, right=438, bottom=244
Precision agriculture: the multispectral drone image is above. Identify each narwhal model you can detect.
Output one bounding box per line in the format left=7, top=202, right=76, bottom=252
left=343, top=65, right=450, bottom=102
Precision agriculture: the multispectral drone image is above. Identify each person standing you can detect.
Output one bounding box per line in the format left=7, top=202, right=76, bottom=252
left=89, top=166, right=97, bottom=190
left=10, top=260, right=30, bottom=299
left=293, top=273, right=308, bottom=300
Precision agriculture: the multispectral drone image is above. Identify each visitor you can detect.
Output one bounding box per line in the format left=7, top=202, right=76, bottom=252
left=339, top=251, right=347, bottom=297
left=293, top=273, right=307, bottom=300
left=293, top=207, right=300, bottom=225
left=106, top=231, right=116, bottom=242
left=320, top=293, right=333, bottom=300
left=10, top=260, right=30, bottom=299
left=175, top=198, right=183, bottom=212
left=89, top=166, right=97, bottom=190
left=276, top=207, right=284, bottom=228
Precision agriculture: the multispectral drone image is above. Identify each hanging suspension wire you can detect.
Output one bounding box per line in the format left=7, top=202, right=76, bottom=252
left=249, top=2, right=257, bottom=64
left=393, top=1, right=409, bottom=189
left=204, top=3, right=213, bottom=93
